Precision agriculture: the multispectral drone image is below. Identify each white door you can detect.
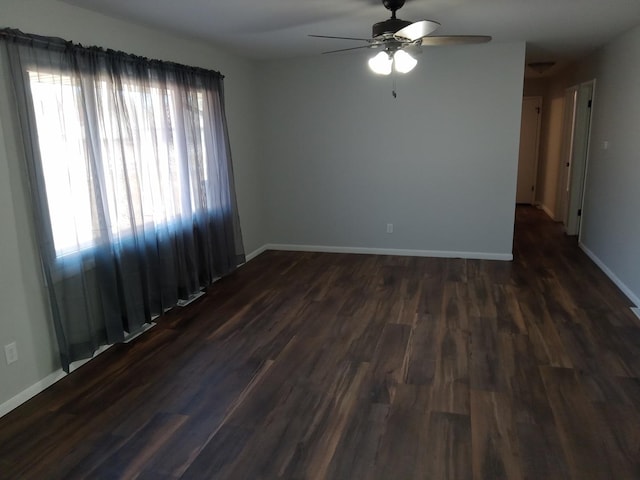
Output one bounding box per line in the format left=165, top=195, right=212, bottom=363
left=563, top=81, right=595, bottom=236
left=557, top=87, right=578, bottom=224
left=516, top=97, right=542, bottom=204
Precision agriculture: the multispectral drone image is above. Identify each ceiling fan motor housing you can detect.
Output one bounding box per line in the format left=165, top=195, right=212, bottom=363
left=382, top=0, right=405, bottom=12
left=374, top=0, right=410, bottom=38
left=372, top=18, right=412, bottom=38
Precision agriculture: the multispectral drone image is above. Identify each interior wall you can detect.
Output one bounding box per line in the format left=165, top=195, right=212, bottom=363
left=562, top=25, right=640, bottom=304
left=522, top=76, right=564, bottom=219
left=0, top=0, right=264, bottom=406
left=537, top=81, right=566, bottom=220
left=259, top=42, right=526, bottom=257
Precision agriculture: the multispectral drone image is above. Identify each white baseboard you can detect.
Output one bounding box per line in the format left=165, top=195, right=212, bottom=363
left=1, top=241, right=510, bottom=418
left=0, top=369, right=66, bottom=418
left=176, top=291, right=205, bottom=307
left=123, top=322, right=157, bottom=343
left=244, top=244, right=268, bottom=262
left=538, top=203, right=556, bottom=221
left=265, top=243, right=512, bottom=261
left=0, top=321, right=157, bottom=419
left=579, top=242, right=640, bottom=308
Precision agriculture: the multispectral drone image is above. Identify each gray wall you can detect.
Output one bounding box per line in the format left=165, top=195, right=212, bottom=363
left=572, top=25, right=640, bottom=304
left=0, top=0, right=528, bottom=410
left=532, top=78, right=567, bottom=220
left=0, top=0, right=265, bottom=406
left=259, top=42, right=526, bottom=257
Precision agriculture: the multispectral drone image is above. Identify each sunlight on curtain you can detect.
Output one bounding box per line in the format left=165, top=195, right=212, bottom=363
left=29, top=71, right=94, bottom=255
left=1, top=29, right=245, bottom=371
left=28, top=71, right=214, bottom=257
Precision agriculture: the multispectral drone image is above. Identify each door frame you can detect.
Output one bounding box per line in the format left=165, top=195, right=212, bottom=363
left=517, top=96, right=543, bottom=205
left=559, top=80, right=596, bottom=236
left=557, top=87, right=578, bottom=224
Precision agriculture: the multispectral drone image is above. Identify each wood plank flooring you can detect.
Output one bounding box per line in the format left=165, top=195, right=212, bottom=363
left=1, top=206, right=640, bottom=479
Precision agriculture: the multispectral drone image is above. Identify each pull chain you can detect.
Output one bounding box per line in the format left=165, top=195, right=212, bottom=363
left=392, top=72, right=397, bottom=99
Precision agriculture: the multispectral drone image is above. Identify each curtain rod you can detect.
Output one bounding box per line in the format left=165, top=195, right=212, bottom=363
left=0, top=28, right=224, bottom=79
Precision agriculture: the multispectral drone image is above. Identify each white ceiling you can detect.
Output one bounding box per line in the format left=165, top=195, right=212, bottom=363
left=64, top=0, right=640, bottom=73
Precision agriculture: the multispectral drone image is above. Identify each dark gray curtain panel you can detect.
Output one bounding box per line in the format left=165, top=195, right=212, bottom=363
left=0, top=29, right=244, bottom=372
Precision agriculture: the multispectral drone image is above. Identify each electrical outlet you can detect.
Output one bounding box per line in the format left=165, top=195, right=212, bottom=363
left=386, top=223, right=393, bottom=234
left=4, top=342, right=18, bottom=365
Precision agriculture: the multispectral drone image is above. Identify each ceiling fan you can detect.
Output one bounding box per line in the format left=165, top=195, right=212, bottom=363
left=310, top=0, right=491, bottom=75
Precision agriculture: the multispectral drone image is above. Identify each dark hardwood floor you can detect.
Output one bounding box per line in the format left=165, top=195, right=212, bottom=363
left=1, top=206, right=640, bottom=479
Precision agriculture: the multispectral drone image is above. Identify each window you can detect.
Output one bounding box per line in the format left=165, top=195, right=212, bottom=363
left=29, top=69, right=212, bottom=258
left=3, top=28, right=244, bottom=371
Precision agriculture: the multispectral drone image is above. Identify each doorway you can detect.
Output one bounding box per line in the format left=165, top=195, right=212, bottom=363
left=557, top=80, right=595, bottom=236
left=516, top=96, right=542, bottom=204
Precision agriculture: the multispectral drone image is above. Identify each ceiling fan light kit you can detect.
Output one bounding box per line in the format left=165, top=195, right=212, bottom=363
left=392, top=49, right=418, bottom=73
left=368, top=49, right=417, bottom=75
left=368, top=51, right=393, bottom=75
left=310, top=0, right=491, bottom=76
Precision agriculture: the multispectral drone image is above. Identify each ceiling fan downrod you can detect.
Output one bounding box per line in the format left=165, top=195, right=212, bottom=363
left=374, top=0, right=411, bottom=38
left=382, top=0, right=405, bottom=17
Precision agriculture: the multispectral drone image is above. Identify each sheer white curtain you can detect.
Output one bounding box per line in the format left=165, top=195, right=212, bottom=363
left=1, top=29, right=244, bottom=371
left=30, top=71, right=188, bottom=256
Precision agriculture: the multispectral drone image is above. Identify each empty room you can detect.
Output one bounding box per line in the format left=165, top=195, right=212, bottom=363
left=1, top=0, right=640, bottom=478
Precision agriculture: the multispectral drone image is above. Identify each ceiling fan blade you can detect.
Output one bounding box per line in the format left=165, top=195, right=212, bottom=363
left=309, top=34, right=372, bottom=42
left=420, top=35, right=492, bottom=46
left=394, top=20, right=441, bottom=41
left=321, top=44, right=380, bottom=55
